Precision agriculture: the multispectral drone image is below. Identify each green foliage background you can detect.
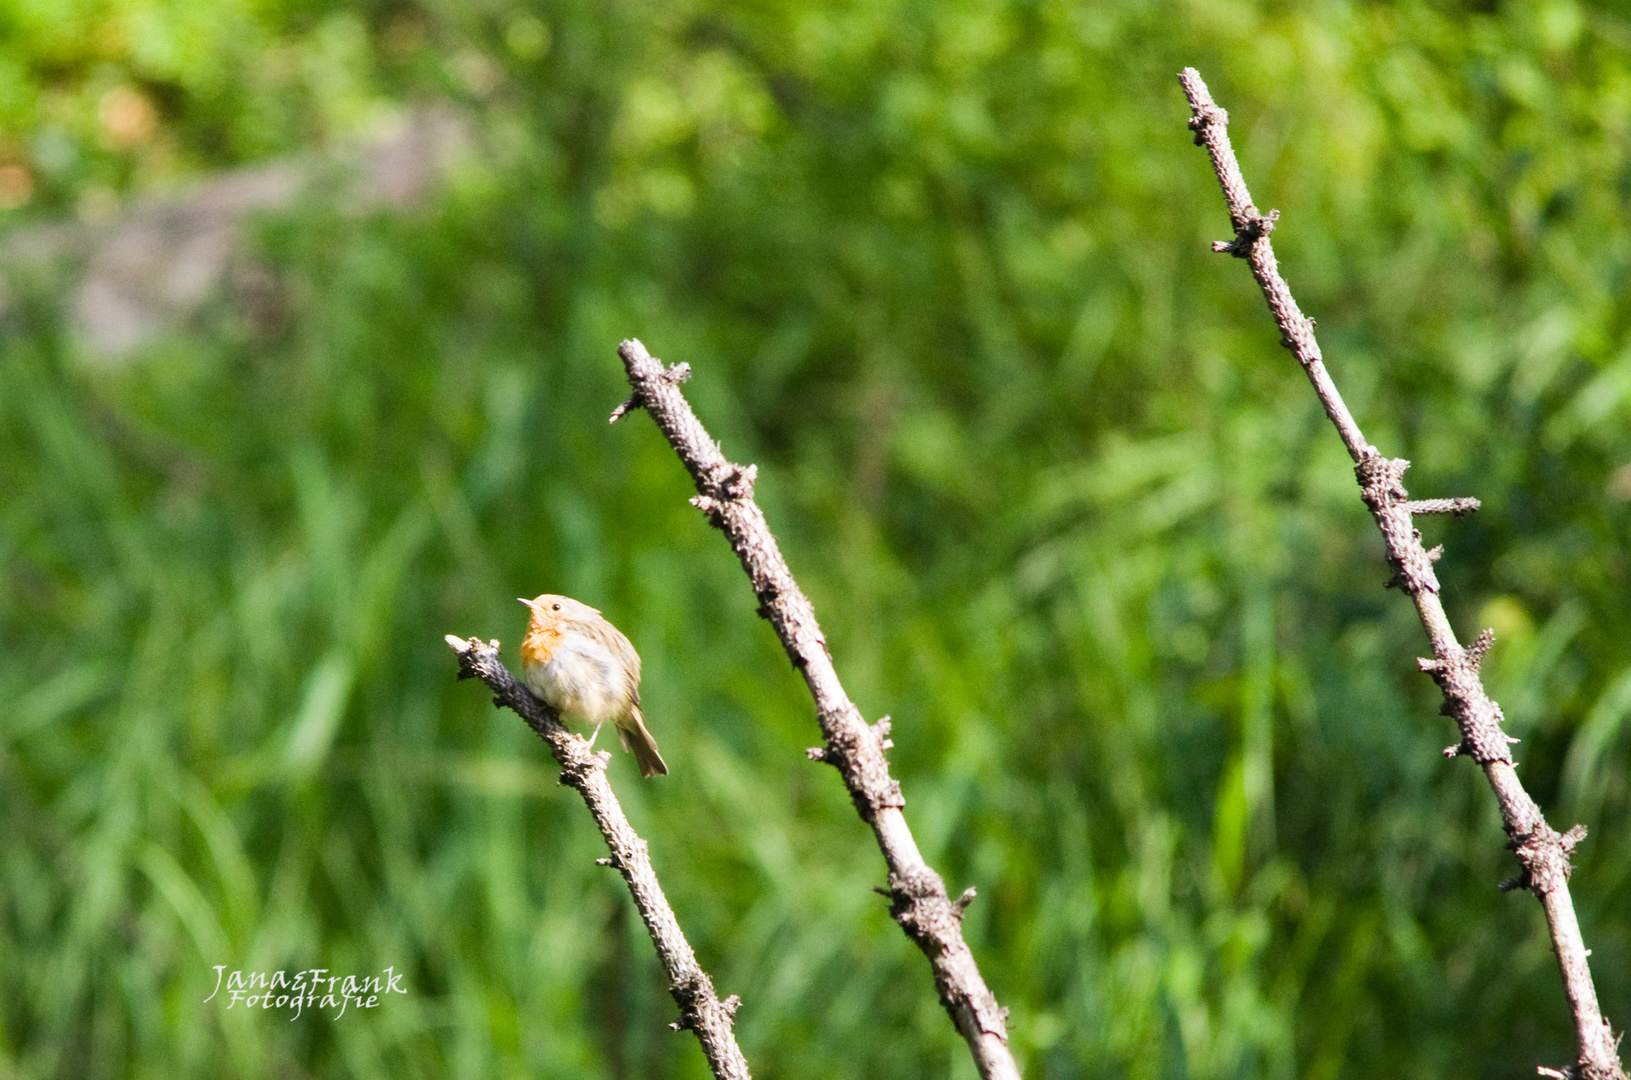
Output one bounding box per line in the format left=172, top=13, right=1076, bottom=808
left=3, top=0, right=1630, bottom=1077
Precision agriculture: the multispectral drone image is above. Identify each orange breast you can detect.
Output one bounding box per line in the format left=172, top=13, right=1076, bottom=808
left=520, top=620, right=564, bottom=669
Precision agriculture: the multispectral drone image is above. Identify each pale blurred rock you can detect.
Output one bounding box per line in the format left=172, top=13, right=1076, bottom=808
left=1, top=106, right=470, bottom=365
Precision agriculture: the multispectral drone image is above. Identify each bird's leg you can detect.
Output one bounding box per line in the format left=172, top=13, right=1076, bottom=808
left=586, top=721, right=604, bottom=750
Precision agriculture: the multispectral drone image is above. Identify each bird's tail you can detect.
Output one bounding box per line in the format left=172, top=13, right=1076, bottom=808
left=618, top=705, right=669, bottom=778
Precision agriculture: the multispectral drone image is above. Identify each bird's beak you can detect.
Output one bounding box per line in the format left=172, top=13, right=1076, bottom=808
left=518, top=597, right=535, bottom=608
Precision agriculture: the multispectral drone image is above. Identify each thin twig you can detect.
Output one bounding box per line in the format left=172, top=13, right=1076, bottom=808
left=611, top=339, right=1021, bottom=1080
left=1179, top=67, right=1626, bottom=1080
left=443, top=635, right=751, bottom=1080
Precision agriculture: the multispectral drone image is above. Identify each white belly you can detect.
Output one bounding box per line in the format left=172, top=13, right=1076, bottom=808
left=532, top=637, right=631, bottom=723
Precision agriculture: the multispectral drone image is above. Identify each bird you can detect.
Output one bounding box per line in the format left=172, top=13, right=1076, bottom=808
left=517, top=594, right=668, bottom=777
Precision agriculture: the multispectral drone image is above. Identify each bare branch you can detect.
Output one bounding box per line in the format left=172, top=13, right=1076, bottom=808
left=1179, top=67, right=1626, bottom=1080
left=612, top=339, right=1021, bottom=1080
left=443, top=634, right=752, bottom=1080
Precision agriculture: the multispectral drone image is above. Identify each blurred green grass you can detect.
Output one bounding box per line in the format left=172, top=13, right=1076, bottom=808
left=2, top=1, right=1631, bottom=1077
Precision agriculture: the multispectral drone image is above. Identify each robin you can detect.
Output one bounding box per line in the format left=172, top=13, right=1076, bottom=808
left=518, top=594, right=668, bottom=777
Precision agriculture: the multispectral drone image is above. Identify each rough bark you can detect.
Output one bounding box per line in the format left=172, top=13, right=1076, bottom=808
left=444, top=634, right=751, bottom=1080
left=611, top=339, right=1021, bottom=1080
left=1180, top=66, right=1626, bottom=1080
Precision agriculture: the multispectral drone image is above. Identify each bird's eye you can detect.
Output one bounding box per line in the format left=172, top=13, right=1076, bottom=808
left=552, top=603, right=561, bottom=611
